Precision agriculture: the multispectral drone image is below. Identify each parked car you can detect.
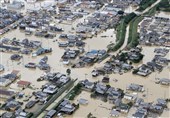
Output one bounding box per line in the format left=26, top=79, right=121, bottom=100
left=0, top=64, right=5, bottom=72
left=45, top=110, right=57, bottom=118
left=38, top=64, right=50, bottom=70
left=25, top=63, right=36, bottom=69
left=63, top=58, right=70, bottom=65
left=58, top=42, right=68, bottom=47
left=25, top=100, right=38, bottom=109
left=39, top=56, right=48, bottom=64
left=21, top=49, right=32, bottom=55
left=10, top=54, right=22, bottom=61
left=32, top=48, right=52, bottom=57
left=92, top=70, right=99, bottom=77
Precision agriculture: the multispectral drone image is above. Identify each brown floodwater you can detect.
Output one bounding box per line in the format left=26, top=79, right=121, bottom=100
left=0, top=1, right=169, bottom=117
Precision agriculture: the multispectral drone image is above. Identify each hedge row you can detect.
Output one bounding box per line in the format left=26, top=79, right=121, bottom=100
left=107, top=13, right=137, bottom=52
left=156, top=0, right=170, bottom=12
left=127, top=16, right=143, bottom=49
left=137, top=0, right=157, bottom=11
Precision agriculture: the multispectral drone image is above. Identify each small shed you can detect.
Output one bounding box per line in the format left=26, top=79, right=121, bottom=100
left=110, top=110, right=120, bottom=117
left=17, top=80, right=31, bottom=88
left=79, top=98, right=88, bottom=105
left=0, top=89, right=15, bottom=99
left=102, top=77, right=110, bottom=83
left=11, top=70, right=20, bottom=77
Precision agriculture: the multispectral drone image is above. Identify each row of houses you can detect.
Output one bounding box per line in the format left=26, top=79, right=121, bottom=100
left=0, top=8, right=23, bottom=35
left=0, top=38, right=53, bottom=58
left=26, top=75, right=70, bottom=106
left=110, top=94, right=168, bottom=117
left=72, top=49, right=108, bottom=68
left=92, top=47, right=143, bottom=77
left=75, top=1, right=102, bottom=9
left=56, top=0, right=102, bottom=23
left=58, top=34, right=86, bottom=48
left=1, top=98, right=33, bottom=118
left=76, top=11, right=119, bottom=36
left=55, top=6, right=85, bottom=22
left=79, top=79, right=168, bottom=117
left=132, top=98, right=167, bottom=118
left=108, top=0, right=142, bottom=8
left=0, top=70, right=20, bottom=87
left=0, top=38, right=42, bottom=53
left=0, top=71, right=73, bottom=117
left=0, top=80, right=31, bottom=101
left=18, top=8, right=58, bottom=38
left=139, top=17, right=170, bottom=46
left=80, top=80, right=123, bottom=103
left=44, top=98, right=79, bottom=118
left=133, top=48, right=170, bottom=77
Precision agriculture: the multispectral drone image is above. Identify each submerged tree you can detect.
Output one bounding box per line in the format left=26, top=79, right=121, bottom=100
left=66, top=68, right=71, bottom=75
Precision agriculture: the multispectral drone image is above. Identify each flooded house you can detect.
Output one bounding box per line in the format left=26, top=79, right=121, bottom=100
left=0, top=70, right=20, bottom=87
left=57, top=99, right=77, bottom=115
left=43, top=84, right=58, bottom=94
left=106, top=87, right=122, bottom=101
left=32, top=47, right=52, bottom=57
left=17, top=80, right=31, bottom=88
left=123, top=92, right=137, bottom=101
left=156, top=78, right=170, bottom=86
left=132, top=108, right=147, bottom=118
left=126, top=83, right=145, bottom=92
left=80, top=79, right=94, bottom=90
left=0, top=8, right=23, bottom=34
left=4, top=100, right=22, bottom=111
left=0, top=89, right=15, bottom=99
left=133, top=64, right=152, bottom=77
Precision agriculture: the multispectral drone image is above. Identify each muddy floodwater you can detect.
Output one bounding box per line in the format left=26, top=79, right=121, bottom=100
left=0, top=1, right=170, bottom=118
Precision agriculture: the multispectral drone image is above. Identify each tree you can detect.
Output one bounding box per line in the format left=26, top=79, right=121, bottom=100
left=87, top=112, right=92, bottom=118
left=66, top=68, right=71, bottom=75
left=129, top=62, right=132, bottom=65
left=118, top=10, right=124, bottom=15
left=106, top=84, right=111, bottom=88
left=127, top=102, right=133, bottom=108
left=90, top=93, right=97, bottom=98
left=76, top=104, right=79, bottom=109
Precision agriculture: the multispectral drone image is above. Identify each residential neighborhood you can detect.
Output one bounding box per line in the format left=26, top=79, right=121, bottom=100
left=0, top=0, right=169, bottom=118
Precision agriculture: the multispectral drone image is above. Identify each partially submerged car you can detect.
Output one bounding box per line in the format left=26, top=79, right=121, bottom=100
left=63, top=58, right=70, bottom=65
left=10, top=54, right=22, bottom=61
left=25, top=63, right=36, bottom=69
left=20, top=48, right=32, bottom=55
left=0, top=64, right=5, bottom=72
left=37, top=64, right=50, bottom=70
left=39, top=56, right=48, bottom=64
left=32, top=48, right=52, bottom=57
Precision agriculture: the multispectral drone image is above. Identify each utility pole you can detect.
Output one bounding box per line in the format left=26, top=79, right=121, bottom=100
left=147, top=88, right=149, bottom=102
left=85, top=73, right=88, bottom=79
left=164, top=91, right=166, bottom=99
left=22, top=55, right=24, bottom=66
